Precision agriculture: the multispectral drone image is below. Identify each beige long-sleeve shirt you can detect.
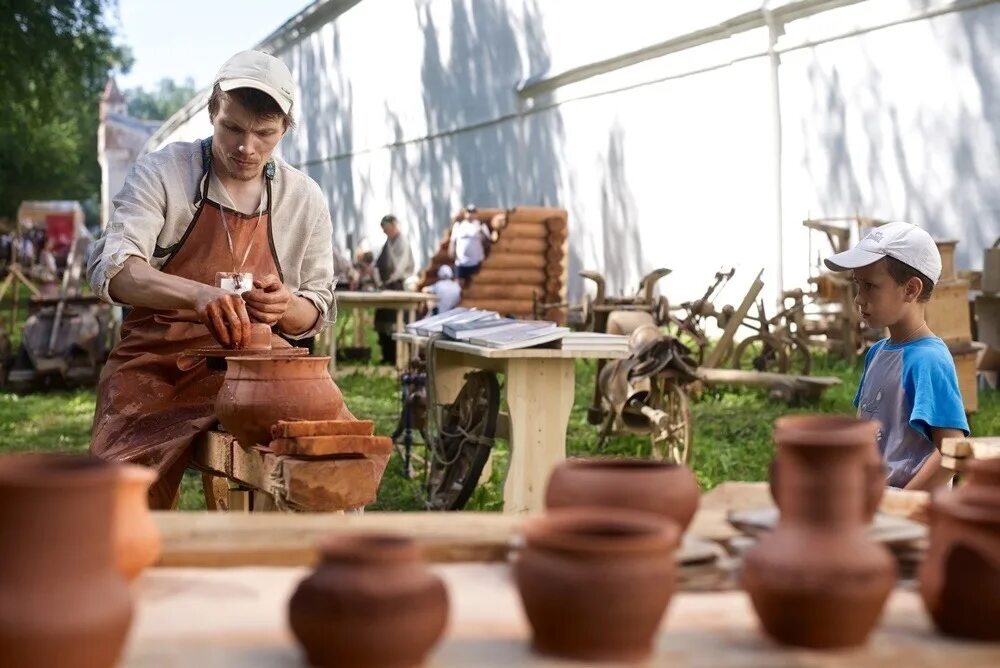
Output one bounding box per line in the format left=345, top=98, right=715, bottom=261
left=87, top=139, right=335, bottom=337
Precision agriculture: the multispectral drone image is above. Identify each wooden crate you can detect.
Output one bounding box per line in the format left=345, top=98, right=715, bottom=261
left=951, top=342, right=982, bottom=414
left=935, top=240, right=958, bottom=282
left=975, top=293, right=1000, bottom=349
left=926, top=278, right=971, bottom=346
left=984, top=245, right=1000, bottom=293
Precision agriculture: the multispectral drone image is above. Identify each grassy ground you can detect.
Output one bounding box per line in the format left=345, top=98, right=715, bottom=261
left=2, top=351, right=997, bottom=510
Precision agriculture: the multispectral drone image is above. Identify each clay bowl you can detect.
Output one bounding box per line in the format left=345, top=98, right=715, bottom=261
left=289, top=533, right=449, bottom=667
left=515, top=508, right=679, bottom=662
left=113, top=464, right=161, bottom=582
left=545, top=457, right=700, bottom=531
left=215, top=355, right=348, bottom=448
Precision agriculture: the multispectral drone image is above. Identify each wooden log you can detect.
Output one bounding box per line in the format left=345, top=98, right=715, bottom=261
left=697, top=368, right=841, bottom=401
left=483, top=254, right=546, bottom=270
left=492, top=236, right=548, bottom=254
left=271, top=419, right=374, bottom=439
left=269, top=435, right=392, bottom=458
left=463, top=284, right=543, bottom=300
left=460, top=298, right=535, bottom=316
left=505, top=207, right=568, bottom=227
left=546, top=247, right=565, bottom=264
left=500, top=222, right=549, bottom=239
left=475, top=268, right=546, bottom=284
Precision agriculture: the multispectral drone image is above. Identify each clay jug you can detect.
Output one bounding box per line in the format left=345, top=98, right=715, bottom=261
left=114, top=464, right=161, bottom=581
left=545, top=457, right=700, bottom=531
left=289, top=533, right=449, bottom=667
left=515, top=508, right=679, bottom=662
left=919, top=458, right=1000, bottom=640
left=0, top=454, right=133, bottom=666
left=742, top=415, right=895, bottom=648
left=215, top=355, right=349, bottom=448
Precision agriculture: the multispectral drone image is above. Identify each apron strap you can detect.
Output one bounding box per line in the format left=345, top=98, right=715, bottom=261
left=194, top=137, right=277, bottom=205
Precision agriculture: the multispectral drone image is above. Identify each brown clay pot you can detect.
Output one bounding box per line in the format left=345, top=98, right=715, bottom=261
left=289, top=533, right=448, bottom=667
left=919, top=458, right=1000, bottom=640
left=215, top=356, right=349, bottom=448
left=0, top=454, right=133, bottom=666
left=742, top=415, right=896, bottom=648
left=515, top=508, right=679, bottom=662
left=545, top=457, right=700, bottom=531
left=114, top=464, right=161, bottom=581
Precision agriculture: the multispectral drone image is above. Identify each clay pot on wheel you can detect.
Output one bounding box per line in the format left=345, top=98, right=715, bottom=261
left=215, top=356, right=350, bottom=448
left=113, top=464, right=161, bottom=581
left=545, top=457, right=700, bottom=531
left=247, top=322, right=273, bottom=350
left=742, top=415, right=895, bottom=648
left=515, top=508, right=679, bottom=662
left=289, top=533, right=448, bottom=667
left=919, top=458, right=1000, bottom=640
left=0, top=454, right=133, bottom=667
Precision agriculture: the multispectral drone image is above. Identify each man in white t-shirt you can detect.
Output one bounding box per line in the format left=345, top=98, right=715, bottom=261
left=448, top=204, right=491, bottom=283
left=423, top=264, right=461, bottom=314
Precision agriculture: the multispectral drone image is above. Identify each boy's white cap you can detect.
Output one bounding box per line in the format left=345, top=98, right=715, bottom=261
left=214, top=50, right=294, bottom=114
left=824, top=221, right=941, bottom=284
left=437, top=265, right=454, bottom=280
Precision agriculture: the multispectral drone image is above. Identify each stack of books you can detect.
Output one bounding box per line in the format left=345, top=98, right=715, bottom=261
left=559, top=332, right=630, bottom=353
left=404, top=308, right=499, bottom=336
left=466, top=320, right=569, bottom=350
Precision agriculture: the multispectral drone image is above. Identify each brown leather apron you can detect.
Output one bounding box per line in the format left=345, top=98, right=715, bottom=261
left=91, top=139, right=290, bottom=508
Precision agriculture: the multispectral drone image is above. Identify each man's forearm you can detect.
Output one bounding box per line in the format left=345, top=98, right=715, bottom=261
left=278, top=295, right=320, bottom=335
left=108, top=256, right=208, bottom=310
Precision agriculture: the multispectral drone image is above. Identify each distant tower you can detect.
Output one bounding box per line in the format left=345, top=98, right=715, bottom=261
left=97, top=77, right=161, bottom=230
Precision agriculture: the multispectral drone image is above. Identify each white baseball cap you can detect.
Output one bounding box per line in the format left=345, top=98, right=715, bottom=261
left=824, top=221, right=942, bottom=284
left=437, top=265, right=454, bottom=280
left=214, top=50, right=294, bottom=114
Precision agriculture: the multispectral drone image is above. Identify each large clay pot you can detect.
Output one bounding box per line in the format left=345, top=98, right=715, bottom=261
left=742, top=415, right=895, bottom=648
left=215, top=356, right=349, bottom=448
left=919, top=458, right=1000, bottom=640
left=114, top=464, right=161, bottom=581
left=545, top=457, right=700, bottom=531
left=0, top=454, right=133, bottom=666
left=289, top=533, right=448, bottom=667
left=515, top=508, right=679, bottom=662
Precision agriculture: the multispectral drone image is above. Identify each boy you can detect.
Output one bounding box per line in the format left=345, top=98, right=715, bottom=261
left=825, top=221, right=969, bottom=490
left=422, top=264, right=462, bottom=314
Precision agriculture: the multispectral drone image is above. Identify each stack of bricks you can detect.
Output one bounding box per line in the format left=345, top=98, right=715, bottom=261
left=926, top=240, right=978, bottom=413
left=420, top=206, right=569, bottom=323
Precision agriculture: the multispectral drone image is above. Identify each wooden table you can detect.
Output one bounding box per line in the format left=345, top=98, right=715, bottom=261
left=319, top=291, right=433, bottom=373
left=396, top=334, right=628, bottom=514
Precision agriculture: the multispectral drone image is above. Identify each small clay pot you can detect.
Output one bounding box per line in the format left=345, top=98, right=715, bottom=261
left=289, top=533, right=448, bottom=667
left=545, top=457, right=700, bottom=531
left=515, top=508, right=679, bottom=662
left=0, top=454, right=133, bottom=667
left=114, top=464, right=161, bottom=581
left=215, top=356, right=350, bottom=448
left=742, top=415, right=895, bottom=648
left=919, top=458, right=1000, bottom=640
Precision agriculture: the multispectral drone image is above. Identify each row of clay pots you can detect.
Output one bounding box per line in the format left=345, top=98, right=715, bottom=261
left=0, top=454, right=161, bottom=667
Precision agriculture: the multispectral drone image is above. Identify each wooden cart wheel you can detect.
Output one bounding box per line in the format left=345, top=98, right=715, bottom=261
left=784, top=336, right=812, bottom=377
left=649, top=379, right=693, bottom=466
left=425, top=371, right=501, bottom=511
left=732, top=334, right=788, bottom=373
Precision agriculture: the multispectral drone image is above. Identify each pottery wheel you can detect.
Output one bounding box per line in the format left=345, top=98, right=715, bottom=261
left=181, top=346, right=309, bottom=359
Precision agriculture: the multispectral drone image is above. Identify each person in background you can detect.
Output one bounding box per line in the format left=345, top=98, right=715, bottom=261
left=374, top=214, right=415, bottom=364
left=423, top=264, right=461, bottom=315
left=448, top=204, right=491, bottom=286
left=823, top=221, right=969, bottom=491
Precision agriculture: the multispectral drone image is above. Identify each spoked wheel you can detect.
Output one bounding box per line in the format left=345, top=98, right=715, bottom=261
left=732, top=334, right=788, bottom=373
left=784, top=336, right=812, bottom=377
left=649, top=379, right=693, bottom=466
left=425, top=371, right=501, bottom=510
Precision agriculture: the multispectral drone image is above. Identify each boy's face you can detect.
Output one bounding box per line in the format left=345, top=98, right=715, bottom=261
left=851, top=259, right=912, bottom=328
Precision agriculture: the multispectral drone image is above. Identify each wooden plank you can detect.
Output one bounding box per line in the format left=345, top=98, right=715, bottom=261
left=396, top=333, right=628, bottom=360
left=941, top=437, right=1000, bottom=460
left=269, top=435, right=392, bottom=457
left=125, top=567, right=998, bottom=666
left=703, top=269, right=765, bottom=368
left=271, top=419, right=375, bottom=439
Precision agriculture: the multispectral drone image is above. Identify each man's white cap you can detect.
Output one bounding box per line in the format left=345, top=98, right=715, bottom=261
left=824, top=221, right=942, bottom=284
left=214, top=50, right=294, bottom=114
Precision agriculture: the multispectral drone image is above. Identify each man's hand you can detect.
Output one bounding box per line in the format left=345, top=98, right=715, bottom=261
left=243, top=274, right=292, bottom=326
left=194, top=286, right=252, bottom=349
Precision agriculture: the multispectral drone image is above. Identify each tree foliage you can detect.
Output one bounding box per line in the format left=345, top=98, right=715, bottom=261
left=0, top=0, right=130, bottom=221
left=125, top=77, right=198, bottom=121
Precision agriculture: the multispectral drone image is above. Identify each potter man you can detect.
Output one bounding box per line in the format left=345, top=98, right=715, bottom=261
left=87, top=51, right=335, bottom=508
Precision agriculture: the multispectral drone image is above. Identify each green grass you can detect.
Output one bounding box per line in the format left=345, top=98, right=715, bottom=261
left=1, top=352, right=997, bottom=511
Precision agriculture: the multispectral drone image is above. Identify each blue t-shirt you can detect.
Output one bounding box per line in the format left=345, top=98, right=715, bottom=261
left=854, top=336, right=969, bottom=487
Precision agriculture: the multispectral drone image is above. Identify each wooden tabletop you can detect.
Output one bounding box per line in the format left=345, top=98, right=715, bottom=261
left=333, top=290, right=433, bottom=306
left=395, top=333, right=629, bottom=360
left=123, top=566, right=997, bottom=667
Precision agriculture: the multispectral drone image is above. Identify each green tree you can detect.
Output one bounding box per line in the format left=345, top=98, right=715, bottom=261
left=126, top=77, right=198, bottom=121
left=0, top=0, right=130, bottom=221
